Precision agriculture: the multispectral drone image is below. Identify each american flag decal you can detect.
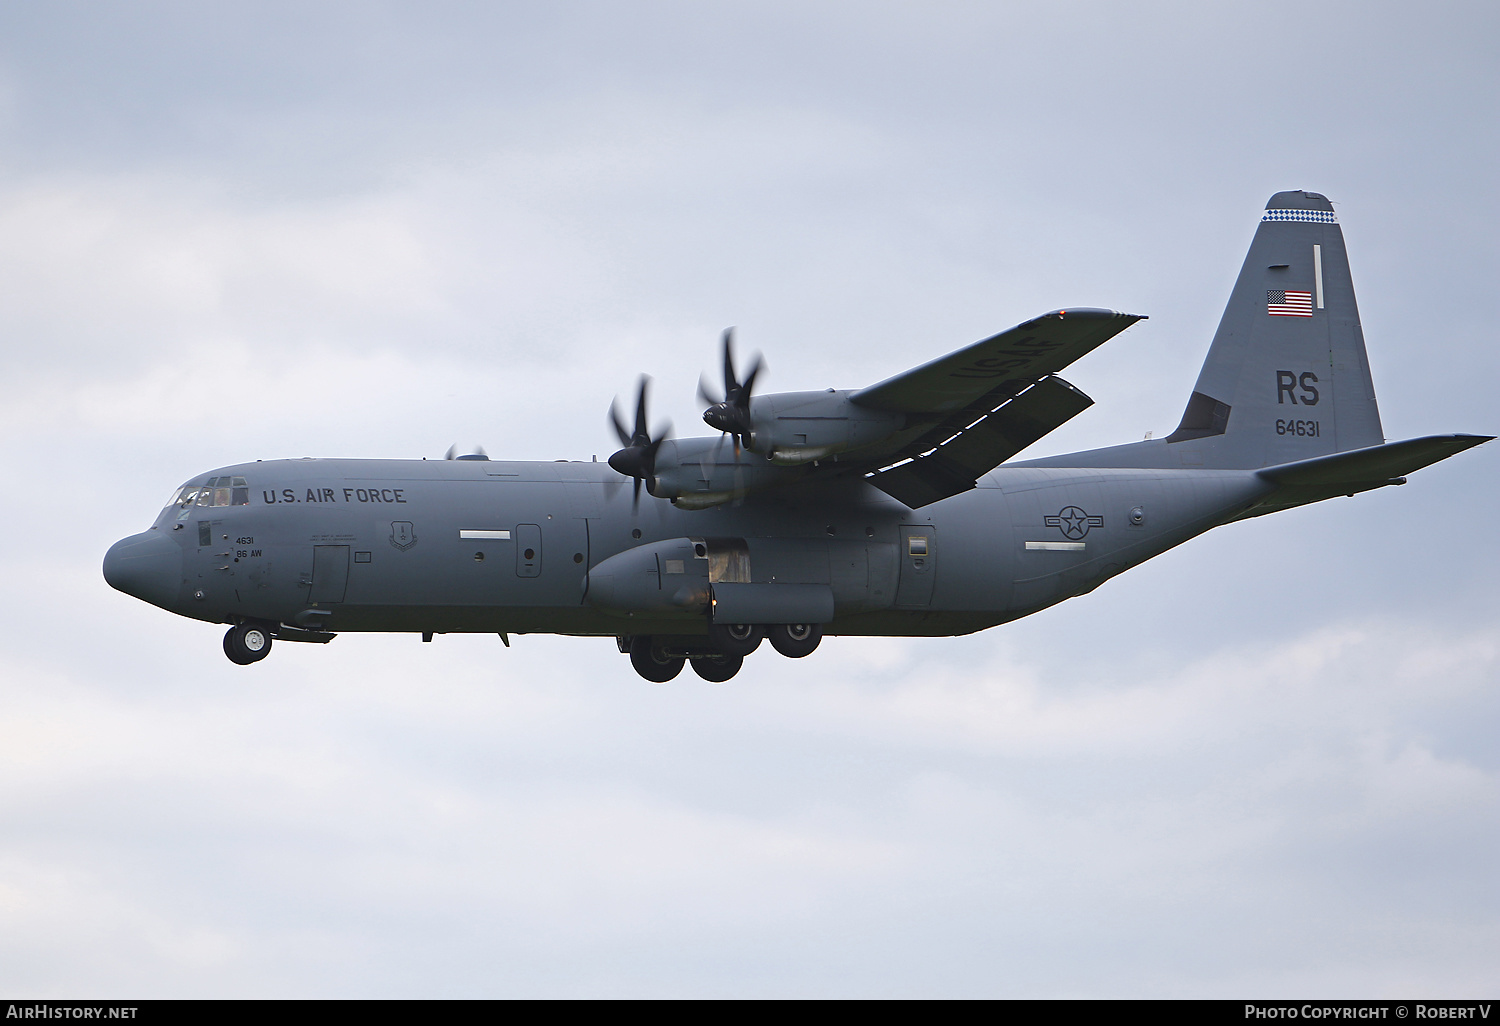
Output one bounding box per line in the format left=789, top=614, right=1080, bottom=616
left=1267, top=290, right=1313, bottom=317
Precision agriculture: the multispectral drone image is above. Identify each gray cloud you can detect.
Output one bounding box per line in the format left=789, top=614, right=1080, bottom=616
left=0, top=0, right=1496, bottom=997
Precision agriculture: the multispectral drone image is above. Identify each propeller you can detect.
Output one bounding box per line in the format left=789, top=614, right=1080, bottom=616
left=699, top=328, right=762, bottom=452
left=444, top=443, right=488, bottom=461
left=608, top=376, right=670, bottom=512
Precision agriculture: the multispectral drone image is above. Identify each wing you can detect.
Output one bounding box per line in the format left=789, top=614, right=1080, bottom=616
left=853, top=309, right=1144, bottom=507
left=851, top=308, right=1144, bottom=416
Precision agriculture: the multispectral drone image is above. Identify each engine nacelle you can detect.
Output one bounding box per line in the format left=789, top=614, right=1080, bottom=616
left=744, top=390, right=905, bottom=465
left=650, top=394, right=907, bottom=507
left=647, top=438, right=804, bottom=508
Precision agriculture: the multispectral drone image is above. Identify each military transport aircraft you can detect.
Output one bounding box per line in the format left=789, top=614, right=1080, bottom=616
left=103, top=191, right=1490, bottom=681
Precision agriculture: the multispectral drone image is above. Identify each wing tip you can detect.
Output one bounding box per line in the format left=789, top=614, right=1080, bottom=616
left=1029, top=308, right=1147, bottom=325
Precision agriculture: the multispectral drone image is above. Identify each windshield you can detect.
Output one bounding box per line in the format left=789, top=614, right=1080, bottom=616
left=168, top=476, right=250, bottom=510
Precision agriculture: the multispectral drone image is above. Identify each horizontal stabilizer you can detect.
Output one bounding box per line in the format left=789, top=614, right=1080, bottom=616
left=1234, top=433, right=1493, bottom=519
left=867, top=375, right=1094, bottom=508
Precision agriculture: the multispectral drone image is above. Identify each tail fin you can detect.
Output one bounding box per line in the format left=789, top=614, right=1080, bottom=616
left=1165, top=190, right=1383, bottom=467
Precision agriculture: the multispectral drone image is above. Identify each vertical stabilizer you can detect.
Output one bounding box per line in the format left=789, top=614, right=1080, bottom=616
left=1164, top=191, right=1383, bottom=467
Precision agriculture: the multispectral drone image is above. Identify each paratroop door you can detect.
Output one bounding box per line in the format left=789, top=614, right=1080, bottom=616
left=515, top=524, right=542, bottom=577
left=309, top=545, right=350, bottom=603
left=893, top=526, right=936, bottom=607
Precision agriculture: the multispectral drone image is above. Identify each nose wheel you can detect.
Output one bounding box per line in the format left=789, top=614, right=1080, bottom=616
left=224, top=624, right=273, bottom=665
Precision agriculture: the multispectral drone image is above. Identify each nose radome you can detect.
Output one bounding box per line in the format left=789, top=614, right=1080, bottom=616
left=103, top=531, right=183, bottom=610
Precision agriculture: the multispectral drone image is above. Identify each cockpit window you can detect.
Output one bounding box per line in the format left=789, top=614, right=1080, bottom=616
left=179, top=477, right=251, bottom=508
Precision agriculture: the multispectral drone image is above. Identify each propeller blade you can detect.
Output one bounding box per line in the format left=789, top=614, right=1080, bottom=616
left=699, top=438, right=717, bottom=484
left=740, top=353, right=762, bottom=399
left=722, top=328, right=737, bottom=400
left=633, top=376, right=650, bottom=445
left=609, top=399, right=632, bottom=448
left=697, top=372, right=722, bottom=407
left=444, top=443, right=458, bottom=461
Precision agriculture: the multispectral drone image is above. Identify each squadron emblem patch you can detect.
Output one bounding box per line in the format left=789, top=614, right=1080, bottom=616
left=390, top=521, right=417, bottom=552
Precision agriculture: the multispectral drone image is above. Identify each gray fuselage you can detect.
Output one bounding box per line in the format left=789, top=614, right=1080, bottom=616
left=105, top=456, right=1272, bottom=639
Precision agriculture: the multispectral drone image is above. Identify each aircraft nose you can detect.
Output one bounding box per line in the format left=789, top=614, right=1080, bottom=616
left=103, top=531, right=183, bottom=609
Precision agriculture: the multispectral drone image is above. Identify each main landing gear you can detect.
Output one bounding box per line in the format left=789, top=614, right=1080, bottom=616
left=223, top=623, right=273, bottom=665
left=628, top=636, right=685, bottom=682
left=766, top=623, right=820, bottom=659
left=622, top=623, right=822, bottom=682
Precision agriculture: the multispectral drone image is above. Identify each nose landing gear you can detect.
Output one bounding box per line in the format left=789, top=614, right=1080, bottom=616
left=223, top=623, right=273, bottom=665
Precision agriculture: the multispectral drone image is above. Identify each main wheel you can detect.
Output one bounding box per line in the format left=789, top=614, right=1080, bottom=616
left=691, top=654, right=743, bottom=682
left=223, top=624, right=273, bottom=665
left=707, top=622, right=762, bottom=657
left=629, top=636, right=685, bottom=682
left=767, top=622, right=822, bottom=658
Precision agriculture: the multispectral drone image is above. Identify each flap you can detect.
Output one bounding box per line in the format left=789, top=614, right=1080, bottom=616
left=865, top=375, right=1095, bottom=508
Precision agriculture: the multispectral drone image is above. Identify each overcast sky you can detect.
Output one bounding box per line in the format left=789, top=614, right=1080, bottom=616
left=1, top=1, right=1497, bottom=997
